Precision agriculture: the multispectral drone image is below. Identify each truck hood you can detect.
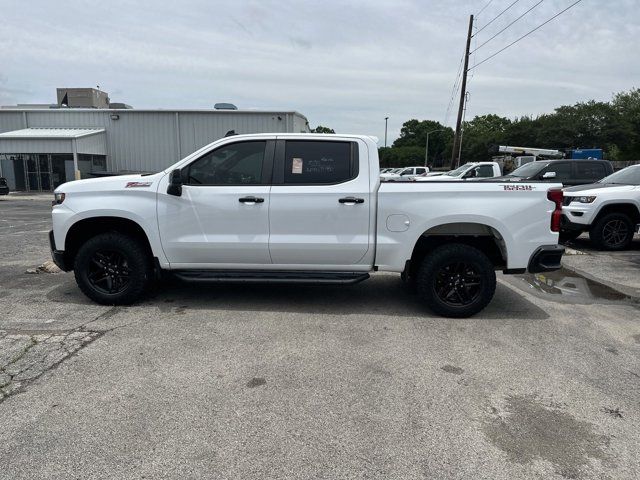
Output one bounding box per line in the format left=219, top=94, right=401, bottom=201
left=55, top=172, right=165, bottom=193
left=563, top=183, right=638, bottom=194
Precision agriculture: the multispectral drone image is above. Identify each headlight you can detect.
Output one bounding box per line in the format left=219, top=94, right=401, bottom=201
left=570, top=196, right=596, bottom=204
left=52, top=192, right=65, bottom=206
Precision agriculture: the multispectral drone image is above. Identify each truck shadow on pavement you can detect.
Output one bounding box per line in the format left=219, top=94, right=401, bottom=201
left=44, top=273, right=550, bottom=320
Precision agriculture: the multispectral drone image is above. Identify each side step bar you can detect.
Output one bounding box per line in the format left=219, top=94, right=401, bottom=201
left=171, top=270, right=370, bottom=285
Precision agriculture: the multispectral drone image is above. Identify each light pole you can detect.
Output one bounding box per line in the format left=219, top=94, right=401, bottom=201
left=384, top=117, right=389, bottom=147
left=425, top=129, right=445, bottom=167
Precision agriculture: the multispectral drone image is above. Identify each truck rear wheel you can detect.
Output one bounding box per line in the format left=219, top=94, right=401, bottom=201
left=416, top=243, right=496, bottom=318
left=589, top=212, right=634, bottom=250
left=74, top=232, right=151, bottom=305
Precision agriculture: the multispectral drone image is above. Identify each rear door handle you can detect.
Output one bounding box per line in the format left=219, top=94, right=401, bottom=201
left=339, top=197, right=364, bottom=204
left=239, top=196, right=264, bottom=204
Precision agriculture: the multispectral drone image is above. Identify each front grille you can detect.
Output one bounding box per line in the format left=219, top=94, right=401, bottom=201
left=562, top=196, right=573, bottom=206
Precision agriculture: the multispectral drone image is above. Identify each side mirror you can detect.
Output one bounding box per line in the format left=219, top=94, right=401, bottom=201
left=167, top=169, right=183, bottom=196
left=542, top=171, right=556, bottom=179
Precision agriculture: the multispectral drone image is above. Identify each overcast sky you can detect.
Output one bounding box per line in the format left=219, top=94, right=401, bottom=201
left=1, top=0, right=638, bottom=144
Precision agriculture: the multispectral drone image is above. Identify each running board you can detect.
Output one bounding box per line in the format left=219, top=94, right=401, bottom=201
left=171, top=270, right=370, bottom=285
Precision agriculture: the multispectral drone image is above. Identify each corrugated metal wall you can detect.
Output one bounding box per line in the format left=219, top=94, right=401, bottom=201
left=0, top=109, right=309, bottom=172
left=0, top=138, right=73, bottom=154
left=76, top=133, right=107, bottom=156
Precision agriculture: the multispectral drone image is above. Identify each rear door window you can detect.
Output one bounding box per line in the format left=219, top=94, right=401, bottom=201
left=283, top=141, right=357, bottom=184
left=542, top=162, right=571, bottom=181
left=475, top=165, right=495, bottom=177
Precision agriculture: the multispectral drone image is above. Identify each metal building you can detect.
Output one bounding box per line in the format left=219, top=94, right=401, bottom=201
left=0, top=108, right=309, bottom=191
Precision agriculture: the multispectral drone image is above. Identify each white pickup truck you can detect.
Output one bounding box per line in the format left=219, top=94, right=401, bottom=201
left=414, top=162, right=501, bottom=181
left=50, top=133, right=564, bottom=317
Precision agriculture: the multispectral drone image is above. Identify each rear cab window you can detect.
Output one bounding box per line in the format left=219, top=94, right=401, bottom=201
left=576, top=162, right=606, bottom=180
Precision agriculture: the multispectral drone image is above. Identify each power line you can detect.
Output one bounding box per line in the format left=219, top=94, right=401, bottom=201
left=474, top=0, right=522, bottom=36
left=444, top=53, right=465, bottom=125
left=471, top=0, right=544, bottom=53
left=476, top=0, right=495, bottom=16
left=469, top=0, right=584, bottom=71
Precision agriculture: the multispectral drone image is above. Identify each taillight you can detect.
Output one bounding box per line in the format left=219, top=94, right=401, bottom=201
left=547, top=188, right=563, bottom=232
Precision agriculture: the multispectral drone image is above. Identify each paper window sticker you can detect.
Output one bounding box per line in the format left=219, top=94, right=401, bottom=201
left=292, top=158, right=303, bottom=174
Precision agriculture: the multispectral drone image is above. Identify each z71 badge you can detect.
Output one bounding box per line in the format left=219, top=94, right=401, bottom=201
left=503, top=184, right=533, bottom=191
left=125, top=181, right=153, bottom=188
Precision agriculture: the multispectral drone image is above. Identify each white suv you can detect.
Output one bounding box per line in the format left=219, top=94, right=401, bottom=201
left=562, top=165, right=640, bottom=250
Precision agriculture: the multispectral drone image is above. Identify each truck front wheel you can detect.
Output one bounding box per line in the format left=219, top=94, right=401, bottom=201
left=416, top=243, right=496, bottom=318
left=74, top=232, right=151, bottom=305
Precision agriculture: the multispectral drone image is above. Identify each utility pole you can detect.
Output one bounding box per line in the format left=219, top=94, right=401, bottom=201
left=450, top=14, right=474, bottom=169
left=384, top=117, right=389, bottom=147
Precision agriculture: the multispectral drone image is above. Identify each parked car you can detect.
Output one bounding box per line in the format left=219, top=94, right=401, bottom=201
left=0, top=177, right=9, bottom=195
left=381, top=166, right=429, bottom=181
left=494, top=159, right=613, bottom=187
left=413, top=162, right=501, bottom=181
left=561, top=164, right=640, bottom=250
left=50, top=133, right=564, bottom=318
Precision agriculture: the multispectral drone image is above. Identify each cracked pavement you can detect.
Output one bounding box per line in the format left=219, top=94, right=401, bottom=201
left=0, top=329, right=100, bottom=400
left=1, top=194, right=640, bottom=479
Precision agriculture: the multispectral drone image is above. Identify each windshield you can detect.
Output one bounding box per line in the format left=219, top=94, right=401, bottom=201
left=598, top=165, right=640, bottom=185
left=446, top=163, right=473, bottom=176
left=508, top=161, right=549, bottom=177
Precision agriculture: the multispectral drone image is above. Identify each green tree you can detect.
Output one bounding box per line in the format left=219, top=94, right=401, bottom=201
left=379, top=87, right=640, bottom=168
left=392, top=119, right=454, bottom=167
left=459, top=114, right=511, bottom=162
left=611, top=88, right=640, bottom=160
left=310, top=125, right=335, bottom=134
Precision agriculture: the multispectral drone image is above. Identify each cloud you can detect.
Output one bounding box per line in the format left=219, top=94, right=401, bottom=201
left=1, top=0, right=638, bottom=144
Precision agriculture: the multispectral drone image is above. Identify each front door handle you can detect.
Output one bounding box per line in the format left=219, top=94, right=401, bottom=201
left=339, top=197, right=365, bottom=204
left=239, top=196, right=264, bottom=204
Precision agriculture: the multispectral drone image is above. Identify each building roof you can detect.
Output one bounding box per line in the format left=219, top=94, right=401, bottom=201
left=0, top=128, right=107, bottom=155
left=0, top=127, right=105, bottom=139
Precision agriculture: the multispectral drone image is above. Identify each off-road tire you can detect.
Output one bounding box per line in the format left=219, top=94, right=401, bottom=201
left=589, top=212, right=634, bottom=251
left=416, top=243, right=496, bottom=318
left=74, top=232, right=151, bottom=305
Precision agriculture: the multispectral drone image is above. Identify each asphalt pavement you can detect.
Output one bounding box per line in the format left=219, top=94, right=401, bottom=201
left=1, top=193, right=639, bottom=479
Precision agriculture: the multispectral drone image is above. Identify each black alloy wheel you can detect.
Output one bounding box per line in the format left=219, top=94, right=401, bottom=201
left=87, top=250, right=131, bottom=295
left=590, top=212, right=634, bottom=251
left=433, top=261, right=482, bottom=307
left=601, top=219, right=630, bottom=249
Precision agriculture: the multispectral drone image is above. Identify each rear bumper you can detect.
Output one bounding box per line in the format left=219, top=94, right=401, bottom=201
left=49, top=230, right=70, bottom=271
left=560, top=214, right=587, bottom=233
left=528, top=245, right=564, bottom=273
